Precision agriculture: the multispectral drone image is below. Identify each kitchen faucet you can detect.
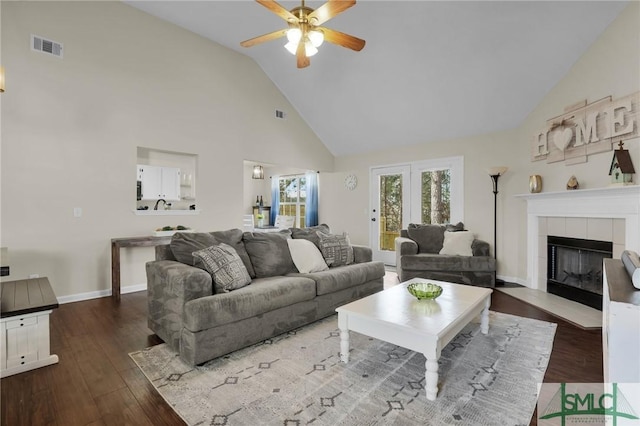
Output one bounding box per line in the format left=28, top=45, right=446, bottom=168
left=154, top=199, right=166, bottom=210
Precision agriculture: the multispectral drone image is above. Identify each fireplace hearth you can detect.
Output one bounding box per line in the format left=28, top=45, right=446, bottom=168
left=547, top=236, right=612, bottom=310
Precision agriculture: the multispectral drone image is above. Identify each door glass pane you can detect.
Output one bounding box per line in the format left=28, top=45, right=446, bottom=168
left=421, top=169, right=451, bottom=224
left=379, top=174, right=403, bottom=251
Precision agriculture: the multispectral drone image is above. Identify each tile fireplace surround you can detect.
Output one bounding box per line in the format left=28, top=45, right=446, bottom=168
left=517, top=185, right=640, bottom=291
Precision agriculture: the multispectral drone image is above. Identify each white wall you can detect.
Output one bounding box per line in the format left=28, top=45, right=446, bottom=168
left=0, top=1, right=333, bottom=299
left=322, top=2, right=639, bottom=284
left=512, top=1, right=640, bottom=280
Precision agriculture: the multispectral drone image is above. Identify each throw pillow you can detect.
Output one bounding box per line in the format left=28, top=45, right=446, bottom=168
left=170, top=232, right=219, bottom=269
left=317, top=232, right=354, bottom=267
left=211, top=228, right=256, bottom=278
left=407, top=223, right=446, bottom=254
left=193, top=243, right=252, bottom=293
left=445, top=222, right=465, bottom=232
left=439, top=231, right=474, bottom=256
left=290, top=224, right=331, bottom=248
left=242, top=230, right=297, bottom=278
left=287, top=239, right=329, bottom=274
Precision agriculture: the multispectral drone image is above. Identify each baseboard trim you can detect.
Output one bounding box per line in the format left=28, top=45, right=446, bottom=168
left=497, top=274, right=527, bottom=286
left=57, top=283, right=147, bottom=304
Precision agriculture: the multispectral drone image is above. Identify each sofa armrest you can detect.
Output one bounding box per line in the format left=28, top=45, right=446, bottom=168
left=395, top=237, right=418, bottom=256
left=472, top=239, right=491, bottom=257
left=352, top=245, right=373, bottom=263
left=395, top=237, right=418, bottom=277
left=147, top=260, right=213, bottom=302
left=146, top=260, right=213, bottom=350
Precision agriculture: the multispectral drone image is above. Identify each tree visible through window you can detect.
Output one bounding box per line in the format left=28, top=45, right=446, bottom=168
left=421, top=169, right=451, bottom=224
left=278, top=175, right=306, bottom=228
left=379, top=174, right=402, bottom=251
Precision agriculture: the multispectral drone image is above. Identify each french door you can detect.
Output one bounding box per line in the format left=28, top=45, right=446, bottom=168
left=370, top=165, right=411, bottom=265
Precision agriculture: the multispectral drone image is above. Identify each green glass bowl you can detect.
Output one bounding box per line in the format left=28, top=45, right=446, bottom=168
left=407, top=282, right=443, bottom=300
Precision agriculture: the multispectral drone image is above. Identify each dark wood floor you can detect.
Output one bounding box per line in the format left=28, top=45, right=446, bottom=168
left=1, top=289, right=603, bottom=426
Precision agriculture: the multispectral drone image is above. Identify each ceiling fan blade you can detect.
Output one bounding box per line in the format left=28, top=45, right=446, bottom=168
left=321, top=27, right=365, bottom=51
left=256, top=0, right=298, bottom=22
left=308, top=0, right=356, bottom=26
left=240, top=29, right=287, bottom=48
left=297, top=41, right=310, bottom=68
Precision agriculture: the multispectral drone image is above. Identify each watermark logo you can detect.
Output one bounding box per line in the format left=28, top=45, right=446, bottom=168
left=538, top=383, right=640, bottom=425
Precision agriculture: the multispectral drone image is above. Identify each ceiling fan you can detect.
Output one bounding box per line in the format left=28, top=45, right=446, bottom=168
left=240, top=0, right=366, bottom=69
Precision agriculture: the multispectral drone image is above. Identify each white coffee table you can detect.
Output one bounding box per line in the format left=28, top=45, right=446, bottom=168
left=336, top=278, right=492, bottom=401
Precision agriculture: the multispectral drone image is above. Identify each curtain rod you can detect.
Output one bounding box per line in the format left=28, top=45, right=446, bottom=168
left=270, top=171, right=320, bottom=178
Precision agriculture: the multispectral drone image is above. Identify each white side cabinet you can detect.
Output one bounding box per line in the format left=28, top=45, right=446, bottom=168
left=0, top=277, right=59, bottom=378
left=1, top=311, right=58, bottom=377
left=602, top=259, right=640, bottom=384
left=137, top=165, right=181, bottom=201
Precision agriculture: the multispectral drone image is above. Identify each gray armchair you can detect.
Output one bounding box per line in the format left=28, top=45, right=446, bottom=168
left=395, top=223, right=496, bottom=288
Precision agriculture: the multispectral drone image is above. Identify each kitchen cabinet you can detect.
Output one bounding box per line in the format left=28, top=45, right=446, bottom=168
left=137, top=165, right=181, bottom=201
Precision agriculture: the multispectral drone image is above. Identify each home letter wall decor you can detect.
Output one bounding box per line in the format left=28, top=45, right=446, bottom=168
left=531, top=92, right=639, bottom=165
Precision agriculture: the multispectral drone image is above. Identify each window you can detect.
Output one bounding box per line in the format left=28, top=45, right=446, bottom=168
left=379, top=174, right=404, bottom=251
left=279, top=175, right=306, bottom=228
left=410, top=156, right=463, bottom=226
left=421, top=169, right=451, bottom=224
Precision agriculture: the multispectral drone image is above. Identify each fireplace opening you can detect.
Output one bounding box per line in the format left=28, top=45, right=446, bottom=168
left=547, top=236, right=612, bottom=310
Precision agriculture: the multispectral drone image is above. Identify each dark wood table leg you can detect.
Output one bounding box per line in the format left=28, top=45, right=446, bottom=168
left=111, top=241, right=121, bottom=301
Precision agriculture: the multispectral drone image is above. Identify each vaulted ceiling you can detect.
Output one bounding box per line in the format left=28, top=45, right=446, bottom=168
left=126, top=1, right=629, bottom=156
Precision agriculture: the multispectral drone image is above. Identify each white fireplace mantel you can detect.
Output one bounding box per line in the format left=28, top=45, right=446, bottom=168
left=516, top=185, right=640, bottom=290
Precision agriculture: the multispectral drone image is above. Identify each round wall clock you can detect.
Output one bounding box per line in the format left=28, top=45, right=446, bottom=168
left=344, top=174, right=358, bottom=190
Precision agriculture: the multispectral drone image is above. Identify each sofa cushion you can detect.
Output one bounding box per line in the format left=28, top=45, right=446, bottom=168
left=170, top=232, right=219, bottom=269
left=182, top=276, right=316, bottom=331
left=290, top=224, right=330, bottom=248
left=211, top=228, right=256, bottom=278
left=439, top=231, right=474, bottom=256
left=243, top=230, right=297, bottom=278
left=401, top=253, right=496, bottom=272
left=287, top=239, right=329, bottom=273
left=407, top=224, right=446, bottom=254
left=289, top=261, right=385, bottom=296
left=317, top=232, right=354, bottom=267
left=193, top=243, right=252, bottom=294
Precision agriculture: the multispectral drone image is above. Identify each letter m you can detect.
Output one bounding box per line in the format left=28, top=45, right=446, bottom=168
left=574, top=112, right=599, bottom=146
left=571, top=393, right=592, bottom=412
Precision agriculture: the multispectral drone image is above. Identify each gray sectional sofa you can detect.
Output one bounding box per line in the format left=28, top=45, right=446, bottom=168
left=395, top=223, right=496, bottom=288
left=146, top=226, right=385, bottom=366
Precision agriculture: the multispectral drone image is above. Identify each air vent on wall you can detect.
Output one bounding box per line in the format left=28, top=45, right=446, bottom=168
left=275, top=110, right=286, bottom=120
left=31, top=34, right=63, bottom=58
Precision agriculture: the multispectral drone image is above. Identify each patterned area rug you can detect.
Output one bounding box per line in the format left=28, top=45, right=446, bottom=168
left=130, top=311, right=556, bottom=426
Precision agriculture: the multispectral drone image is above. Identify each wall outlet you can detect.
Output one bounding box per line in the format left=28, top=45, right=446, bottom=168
left=29, top=274, right=39, bottom=279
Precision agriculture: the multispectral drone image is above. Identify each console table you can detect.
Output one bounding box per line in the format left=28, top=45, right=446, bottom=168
left=1, top=277, right=59, bottom=378
left=111, top=236, right=171, bottom=301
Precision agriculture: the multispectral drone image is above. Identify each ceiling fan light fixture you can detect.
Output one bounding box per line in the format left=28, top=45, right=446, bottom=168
left=284, top=41, right=298, bottom=55
left=304, top=40, right=318, bottom=57
left=308, top=30, right=324, bottom=47
left=242, top=0, right=365, bottom=68
left=286, top=27, right=302, bottom=43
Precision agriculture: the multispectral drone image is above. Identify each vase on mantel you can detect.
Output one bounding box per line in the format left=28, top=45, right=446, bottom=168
left=529, top=175, right=542, bottom=193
